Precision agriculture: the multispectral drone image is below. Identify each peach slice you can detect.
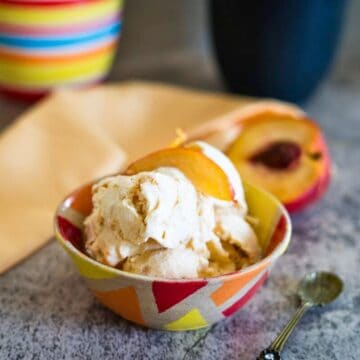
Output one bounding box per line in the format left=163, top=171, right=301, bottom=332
left=225, top=112, right=330, bottom=212
left=185, top=141, right=246, bottom=208
left=187, top=101, right=305, bottom=150
left=126, top=143, right=236, bottom=201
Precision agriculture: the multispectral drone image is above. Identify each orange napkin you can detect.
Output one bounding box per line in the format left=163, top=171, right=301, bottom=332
left=0, top=81, right=300, bottom=274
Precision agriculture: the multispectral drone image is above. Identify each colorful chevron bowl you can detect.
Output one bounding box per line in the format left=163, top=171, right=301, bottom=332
left=0, top=0, right=123, bottom=98
left=54, top=181, right=291, bottom=331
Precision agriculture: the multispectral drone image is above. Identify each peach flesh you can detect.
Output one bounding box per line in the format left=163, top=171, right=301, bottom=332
left=126, top=146, right=235, bottom=201
left=225, top=115, right=331, bottom=213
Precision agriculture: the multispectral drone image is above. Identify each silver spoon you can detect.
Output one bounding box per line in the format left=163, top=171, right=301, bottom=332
left=257, top=271, right=343, bottom=360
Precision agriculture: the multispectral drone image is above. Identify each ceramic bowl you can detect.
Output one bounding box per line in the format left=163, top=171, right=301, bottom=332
left=54, top=180, right=291, bottom=331
left=0, top=0, right=123, bottom=98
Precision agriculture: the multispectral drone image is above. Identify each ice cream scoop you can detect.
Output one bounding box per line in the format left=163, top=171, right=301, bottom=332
left=84, top=150, right=262, bottom=279
left=84, top=167, right=207, bottom=266
left=84, top=165, right=261, bottom=278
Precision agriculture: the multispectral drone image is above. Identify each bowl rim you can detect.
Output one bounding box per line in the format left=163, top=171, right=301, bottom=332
left=54, top=179, right=292, bottom=284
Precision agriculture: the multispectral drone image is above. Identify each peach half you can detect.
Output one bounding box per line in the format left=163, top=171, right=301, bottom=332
left=126, top=142, right=245, bottom=203
left=225, top=112, right=331, bottom=212
left=187, top=101, right=305, bottom=151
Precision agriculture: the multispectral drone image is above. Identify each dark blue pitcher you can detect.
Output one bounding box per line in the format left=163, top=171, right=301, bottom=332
left=210, top=0, right=348, bottom=103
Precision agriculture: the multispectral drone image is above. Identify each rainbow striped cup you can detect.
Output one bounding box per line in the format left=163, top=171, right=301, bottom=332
left=54, top=181, right=291, bottom=331
left=0, top=0, right=123, bottom=98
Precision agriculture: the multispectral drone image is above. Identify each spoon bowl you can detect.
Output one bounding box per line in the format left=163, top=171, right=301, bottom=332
left=298, top=271, right=343, bottom=306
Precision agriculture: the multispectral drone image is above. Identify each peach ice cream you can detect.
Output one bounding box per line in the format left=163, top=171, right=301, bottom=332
left=84, top=142, right=261, bottom=279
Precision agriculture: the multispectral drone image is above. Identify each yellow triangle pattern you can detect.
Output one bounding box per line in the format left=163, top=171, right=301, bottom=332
left=164, top=308, right=208, bottom=331
left=244, top=183, right=280, bottom=249
left=65, top=247, right=117, bottom=280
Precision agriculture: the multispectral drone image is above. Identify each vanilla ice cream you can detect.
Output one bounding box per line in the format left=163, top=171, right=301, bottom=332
left=84, top=165, right=261, bottom=279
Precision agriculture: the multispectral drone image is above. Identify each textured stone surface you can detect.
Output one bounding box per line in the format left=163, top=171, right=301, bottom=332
left=1, top=1, right=360, bottom=359
left=1, top=136, right=359, bottom=360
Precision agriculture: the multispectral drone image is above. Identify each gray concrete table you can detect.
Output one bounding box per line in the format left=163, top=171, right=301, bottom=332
left=1, top=2, right=360, bottom=358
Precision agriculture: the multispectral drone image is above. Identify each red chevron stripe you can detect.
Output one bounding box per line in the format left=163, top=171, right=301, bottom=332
left=56, top=215, right=83, bottom=251
left=152, top=280, right=207, bottom=313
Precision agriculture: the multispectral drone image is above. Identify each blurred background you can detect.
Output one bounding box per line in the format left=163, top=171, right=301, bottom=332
left=113, top=0, right=356, bottom=94
left=1, top=0, right=359, bottom=140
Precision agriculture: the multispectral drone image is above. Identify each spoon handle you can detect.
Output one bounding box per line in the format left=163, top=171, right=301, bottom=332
left=274, top=302, right=313, bottom=350
left=257, top=302, right=312, bottom=359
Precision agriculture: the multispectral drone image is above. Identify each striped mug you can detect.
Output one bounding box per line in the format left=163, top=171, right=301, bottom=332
left=0, top=0, right=123, bottom=98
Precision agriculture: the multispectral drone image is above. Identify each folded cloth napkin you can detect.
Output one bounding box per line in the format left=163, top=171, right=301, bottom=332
left=0, top=81, right=300, bottom=274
